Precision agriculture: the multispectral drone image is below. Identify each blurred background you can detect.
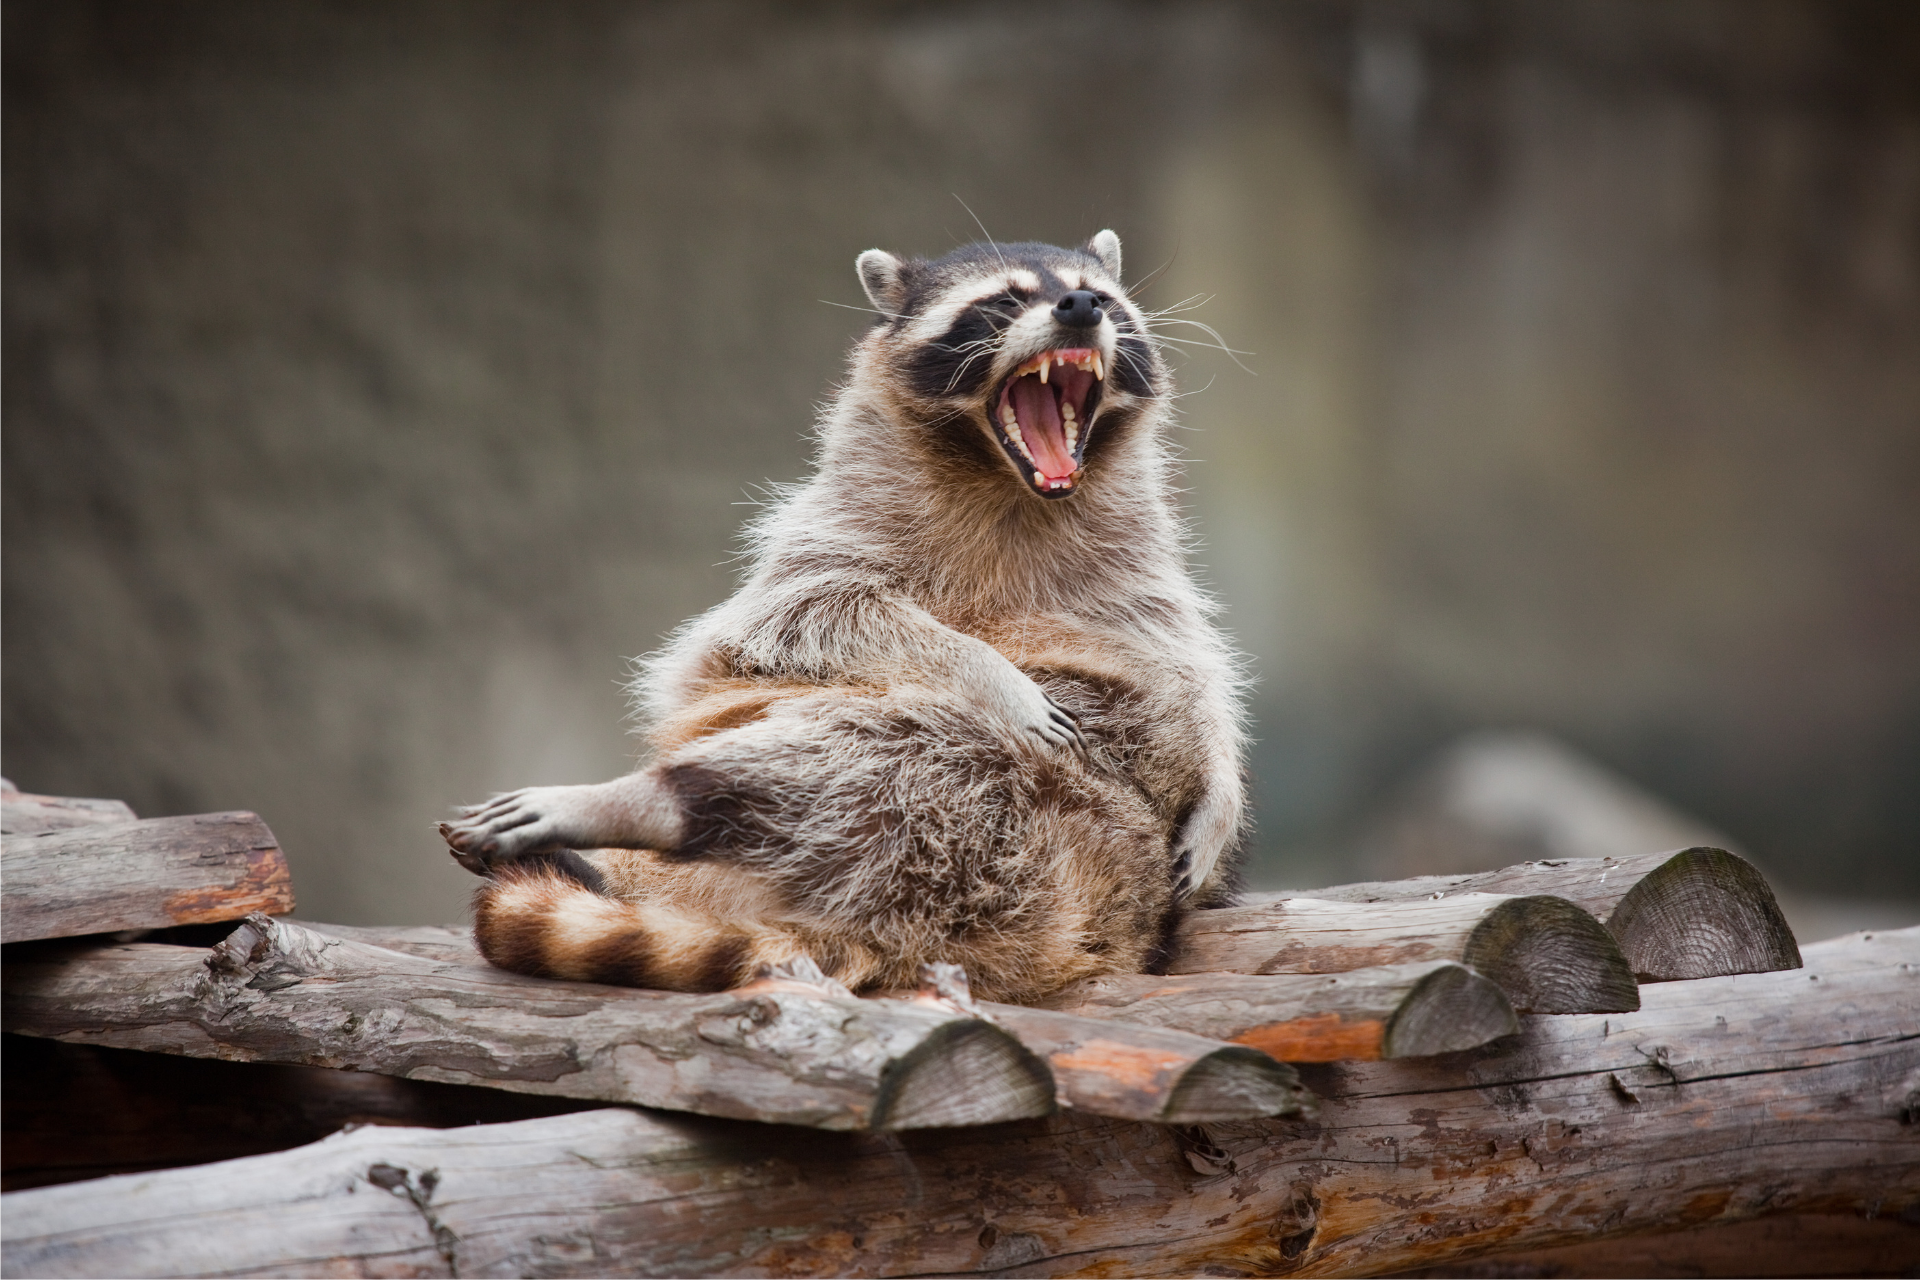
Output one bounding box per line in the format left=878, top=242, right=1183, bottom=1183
left=6, top=0, right=1916, bottom=934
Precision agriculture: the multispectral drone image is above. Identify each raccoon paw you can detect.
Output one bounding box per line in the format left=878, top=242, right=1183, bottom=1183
left=438, top=783, right=615, bottom=872
left=994, top=675, right=1086, bottom=754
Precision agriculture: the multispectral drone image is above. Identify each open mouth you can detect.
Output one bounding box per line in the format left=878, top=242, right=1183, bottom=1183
left=994, top=347, right=1104, bottom=498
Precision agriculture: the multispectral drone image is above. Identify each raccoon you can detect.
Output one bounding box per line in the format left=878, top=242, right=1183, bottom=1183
left=439, top=230, right=1248, bottom=1004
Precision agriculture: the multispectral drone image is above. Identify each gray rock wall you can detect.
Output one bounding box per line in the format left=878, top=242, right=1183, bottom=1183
left=6, top=1, right=1916, bottom=922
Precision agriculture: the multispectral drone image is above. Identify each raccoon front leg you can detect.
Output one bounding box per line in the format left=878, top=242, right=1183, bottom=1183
left=714, top=582, right=1085, bottom=753
left=439, top=773, right=686, bottom=873
left=1168, top=676, right=1249, bottom=898
left=1171, top=767, right=1245, bottom=898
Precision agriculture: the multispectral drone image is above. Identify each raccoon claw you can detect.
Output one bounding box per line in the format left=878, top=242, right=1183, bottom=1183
left=1037, top=695, right=1088, bottom=753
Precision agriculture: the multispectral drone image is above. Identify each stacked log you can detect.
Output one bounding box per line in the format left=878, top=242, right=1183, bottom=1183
left=7, top=785, right=1905, bottom=1278
left=1173, top=892, right=1641, bottom=1013
left=4, top=928, right=1912, bottom=1278
left=1278, top=844, right=1804, bottom=980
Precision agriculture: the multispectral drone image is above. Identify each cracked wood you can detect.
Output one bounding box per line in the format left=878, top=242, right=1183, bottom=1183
left=0, top=913, right=1054, bottom=1132
left=4, top=928, right=1912, bottom=1278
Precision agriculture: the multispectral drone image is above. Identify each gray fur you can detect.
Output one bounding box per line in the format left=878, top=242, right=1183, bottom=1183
left=445, top=233, right=1250, bottom=1003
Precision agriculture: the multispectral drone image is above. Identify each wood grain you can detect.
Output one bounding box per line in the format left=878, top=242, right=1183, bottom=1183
left=1, top=811, right=293, bottom=943
left=5, top=928, right=1911, bottom=1279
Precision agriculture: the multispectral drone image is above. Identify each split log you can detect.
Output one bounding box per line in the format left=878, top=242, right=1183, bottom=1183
left=319, top=925, right=1315, bottom=1124
left=1603, top=845, right=1805, bottom=980
left=1255, top=845, right=1802, bottom=982
left=1174, top=892, right=1640, bottom=1013
left=2, top=914, right=1054, bottom=1131
left=1041, top=959, right=1519, bottom=1060
left=0, top=811, right=294, bottom=944
left=5, top=928, right=1911, bottom=1279
left=0, top=784, right=137, bottom=835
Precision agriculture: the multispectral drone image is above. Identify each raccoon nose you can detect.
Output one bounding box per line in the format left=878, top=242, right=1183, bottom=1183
left=1053, top=289, right=1104, bottom=329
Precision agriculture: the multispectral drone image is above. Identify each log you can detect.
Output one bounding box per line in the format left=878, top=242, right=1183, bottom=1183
left=1174, top=892, right=1640, bottom=1014
left=1605, top=845, right=1805, bottom=980
left=908, top=961, right=1316, bottom=1125
left=2, top=914, right=1054, bottom=1132
left=1040, top=960, right=1520, bottom=1060
left=5, top=928, right=1911, bottom=1279
left=0, top=784, right=137, bottom=835
left=0, top=811, right=294, bottom=943
left=1252, top=845, right=1802, bottom=982
left=0, top=1033, right=595, bottom=1192
left=320, top=925, right=1314, bottom=1124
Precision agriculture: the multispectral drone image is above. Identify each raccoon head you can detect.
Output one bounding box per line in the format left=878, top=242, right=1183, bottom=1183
left=853, top=231, right=1163, bottom=501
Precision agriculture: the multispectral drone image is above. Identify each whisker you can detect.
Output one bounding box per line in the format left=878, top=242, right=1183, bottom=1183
left=820, top=299, right=906, bottom=321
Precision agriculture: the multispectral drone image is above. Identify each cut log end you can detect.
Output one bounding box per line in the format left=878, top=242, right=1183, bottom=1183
left=1383, top=963, right=1518, bottom=1058
left=1605, top=847, right=1803, bottom=981
left=1462, top=895, right=1641, bottom=1013
left=869, top=1020, right=1055, bottom=1130
left=1163, top=1046, right=1318, bottom=1124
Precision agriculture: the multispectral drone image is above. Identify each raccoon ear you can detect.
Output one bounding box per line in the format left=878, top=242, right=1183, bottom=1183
left=1087, top=229, right=1122, bottom=280
left=855, top=249, right=909, bottom=316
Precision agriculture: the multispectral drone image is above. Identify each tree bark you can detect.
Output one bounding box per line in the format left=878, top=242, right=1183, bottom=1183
left=1039, top=960, right=1520, bottom=1060
left=1, top=914, right=1054, bottom=1132
left=4, top=928, right=1911, bottom=1279
left=0, top=811, right=294, bottom=943
left=316, top=924, right=1319, bottom=1124
left=1251, top=846, right=1802, bottom=982
left=1174, top=892, right=1640, bottom=1013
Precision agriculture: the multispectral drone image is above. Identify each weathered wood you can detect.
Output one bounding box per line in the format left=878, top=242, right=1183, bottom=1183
left=2, top=914, right=1054, bottom=1131
left=0, top=1033, right=594, bottom=1192
left=318, top=925, right=1317, bottom=1124
left=1251, top=846, right=1802, bottom=982
left=0, top=784, right=137, bottom=835
left=1041, top=959, right=1520, bottom=1060
left=1174, top=892, right=1640, bottom=1013
left=0, top=811, right=294, bottom=943
left=5, top=928, right=1911, bottom=1279
left=1606, top=845, right=1804, bottom=980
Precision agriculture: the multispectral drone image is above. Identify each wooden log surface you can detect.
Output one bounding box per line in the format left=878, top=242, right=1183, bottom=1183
left=2, top=914, right=1054, bottom=1132
left=0, top=783, right=137, bottom=835
left=0, top=810, right=294, bottom=944
left=1041, top=959, right=1520, bottom=1060
left=5, top=927, right=1912, bottom=1279
left=1242, top=846, right=1802, bottom=983
left=1174, top=892, right=1641, bottom=1014
left=318, top=924, right=1317, bottom=1124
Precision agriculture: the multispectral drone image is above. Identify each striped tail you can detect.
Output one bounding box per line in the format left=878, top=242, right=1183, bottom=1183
left=473, top=854, right=810, bottom=992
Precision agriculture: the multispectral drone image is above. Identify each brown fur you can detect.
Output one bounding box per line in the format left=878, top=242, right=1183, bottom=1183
left=442, top=233, right=1249, bottom=1005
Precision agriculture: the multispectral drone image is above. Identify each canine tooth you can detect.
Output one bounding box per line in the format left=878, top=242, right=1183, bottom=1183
left=1033, top=470, right=1045, bottom=486
left=1092, top=351, right=1104, bottom=381
left=1039, top=354, right=1050, bottom=383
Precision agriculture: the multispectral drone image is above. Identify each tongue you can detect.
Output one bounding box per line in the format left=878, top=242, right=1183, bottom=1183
left=1010, top=377, right=1076, bottom=479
